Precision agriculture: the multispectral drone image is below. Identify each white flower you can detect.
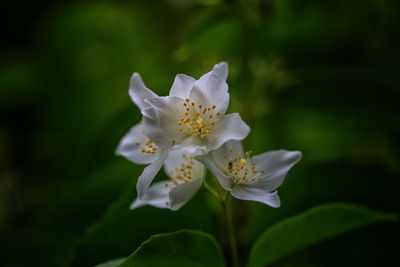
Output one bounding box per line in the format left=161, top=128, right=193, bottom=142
left=196, top=140, right=301, bottom=207
left=116, top=73, right=172, bottom=199
left=143, top=62, right=250, bottom=152
left=130, top=148, right=205, bottom=211
left=118, top=62, right=250, bottom=199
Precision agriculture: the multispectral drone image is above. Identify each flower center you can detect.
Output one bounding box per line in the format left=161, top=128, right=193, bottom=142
left=165, top=153, right=196, bottom=187
left=177, top=98, right=221, bottom=139
left=224, top=148, right=264, bottom=184
left=135, top=123, right=158, bottom=154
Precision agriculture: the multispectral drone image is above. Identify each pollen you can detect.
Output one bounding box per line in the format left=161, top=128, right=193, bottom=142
left=240, top=158, right=247, bottom=166
left=177, top=99, right=220, bottom=139
left=138, top=132, right=159, bottom=154
left=168, top=153, right=197, bottom=186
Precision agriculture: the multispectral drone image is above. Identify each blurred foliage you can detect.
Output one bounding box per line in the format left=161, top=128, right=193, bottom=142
left=248, top=203, right=398, bottom=267
left=0, top=0, right=399, bottom=266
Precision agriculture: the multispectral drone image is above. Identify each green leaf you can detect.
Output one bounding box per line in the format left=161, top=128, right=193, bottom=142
left=118, top=230, right=225, bottom=267
left=95, top=258, right=126, bottom=267
left=248, top=202, right=398, bottom=267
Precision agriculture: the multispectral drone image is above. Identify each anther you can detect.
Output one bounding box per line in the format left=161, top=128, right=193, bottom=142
left=240, top=158, right=247, bottom=166
left=135, top=142, right=140, bottom=146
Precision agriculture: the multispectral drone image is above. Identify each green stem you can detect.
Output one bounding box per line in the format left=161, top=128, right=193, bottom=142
left=204, top=179, right=239, bottom=267
left=203, top=181, right=220, bottom=200
left=221, top=195, right=239, bottom=267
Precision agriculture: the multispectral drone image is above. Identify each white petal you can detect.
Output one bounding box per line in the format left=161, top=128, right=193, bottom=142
left=251, top=150, right=302, bottom=191
left=231, top=186, right=281, bottom=208
left=169, top=74, right=196, bottom=99
left=115, top=123, right=160, bottom=164
left=173, top=138, right=207, bottom=154
left=130, top=181, right=173, bottom=210
left=168, top=178, right=203, bottom=210
left=188, top=86, right=212, bottom=108
left=142, top=107, right=172, bottom=149
left=129, top=73, right=158, bottom=110
left=136, top=150, right=170, bottom=199
left=193, top=62, right=229, bottom=114
left=207, top=113, right=250, bottom=150
left=195, top=153, right=233, bottom=191
left=145, top=96, right=186, bottom=142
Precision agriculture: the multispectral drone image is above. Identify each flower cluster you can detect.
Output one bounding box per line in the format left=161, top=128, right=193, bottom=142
left=117, top=62, right=301, bottom=210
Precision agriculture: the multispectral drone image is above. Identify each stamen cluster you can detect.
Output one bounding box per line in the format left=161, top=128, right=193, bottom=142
left=135, top=130, right=158, bottom=154
left=224, top=148, right=264, bottom=184
left=178, top=99, right=221, bottom=139
left=167, top=154, right=195, bottom=186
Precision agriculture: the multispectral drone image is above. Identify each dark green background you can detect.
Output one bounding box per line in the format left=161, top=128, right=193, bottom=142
left=1, top=0, right=399, bottom=266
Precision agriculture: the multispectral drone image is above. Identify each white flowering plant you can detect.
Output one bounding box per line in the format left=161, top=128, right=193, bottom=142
left=107, top=62, right=396, bottom=267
